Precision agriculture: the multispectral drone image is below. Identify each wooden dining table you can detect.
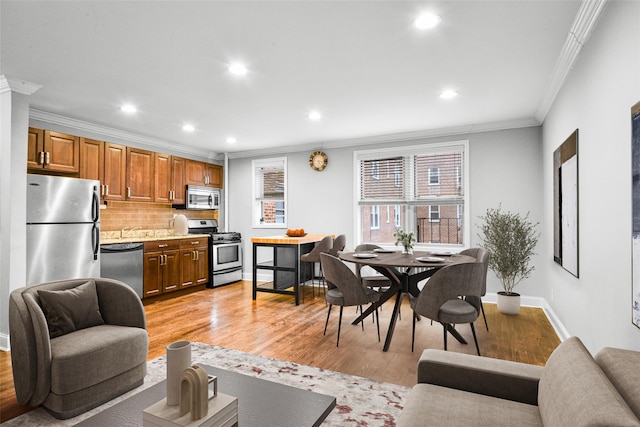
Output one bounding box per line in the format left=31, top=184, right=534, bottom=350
left=339, top=249, right=476, bottom=352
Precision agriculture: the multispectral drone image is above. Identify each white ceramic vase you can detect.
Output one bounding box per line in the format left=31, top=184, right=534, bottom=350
left=166, top=340, right=191, bottom=406
left=497, top=292, right=521, bottom=315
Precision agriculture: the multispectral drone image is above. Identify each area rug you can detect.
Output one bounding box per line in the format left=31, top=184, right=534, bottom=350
left=2, top=342, right=409, bottom=426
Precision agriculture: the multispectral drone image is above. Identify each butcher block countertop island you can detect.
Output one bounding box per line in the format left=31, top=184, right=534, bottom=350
left=251, top=234, right=333, bottom=305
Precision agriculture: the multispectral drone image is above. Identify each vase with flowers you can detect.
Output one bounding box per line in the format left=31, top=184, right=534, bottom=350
left=393, top=229, right=415, bottom=255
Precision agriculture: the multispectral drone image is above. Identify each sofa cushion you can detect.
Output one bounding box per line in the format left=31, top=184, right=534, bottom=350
left=37, top=280, right=104, bottom=338
left=595, top=347, right=640, bottom=421
left=397, top=383, right=542, bottom=427
left=49, top=324, right=148, bottom=395
left=538, top=337, right=640, bottom=426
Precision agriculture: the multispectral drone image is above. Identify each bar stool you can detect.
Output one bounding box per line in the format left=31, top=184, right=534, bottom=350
left=300, top=235, right=332, bottom=301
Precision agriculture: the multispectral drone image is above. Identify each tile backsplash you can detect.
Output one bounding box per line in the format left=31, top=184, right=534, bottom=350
left=100, top=201, right=218, bottom=231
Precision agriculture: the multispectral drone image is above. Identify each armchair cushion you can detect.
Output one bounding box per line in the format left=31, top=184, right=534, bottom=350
left=37, top=280, right=104, bottom=338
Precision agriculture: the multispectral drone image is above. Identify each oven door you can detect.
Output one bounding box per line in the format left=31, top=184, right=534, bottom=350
left=212, top=241, right=243, bottom=272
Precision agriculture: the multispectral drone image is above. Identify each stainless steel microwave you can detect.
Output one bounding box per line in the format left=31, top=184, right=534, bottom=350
left=184, top=186, right=220, bottom=210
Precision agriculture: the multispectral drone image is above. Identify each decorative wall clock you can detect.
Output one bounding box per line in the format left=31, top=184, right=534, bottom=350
left=309, top=151, right=328, bottom=171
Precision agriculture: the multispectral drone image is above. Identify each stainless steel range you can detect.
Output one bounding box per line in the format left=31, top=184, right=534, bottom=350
left=187, top=219, right=243, bottom=287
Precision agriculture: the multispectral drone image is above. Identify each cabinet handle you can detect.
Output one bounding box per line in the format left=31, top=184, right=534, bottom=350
left=105, top=184, right=109, bottom=196
left=192, top=250, right=197, bottom=261
left=196, top=251, right=199, bottom=261
left=164, top=254, right=168, bottom=265
left=159, top=254, right=164, bottom=266
left=127, top=187, right=131, bottom=198
left=44, top=151, right=50, bottom=165
left=38, top=152, right=45, bottom=166
left=191, top=241, right=199, bottom=245
left=159, top=244, right=168, bottom=248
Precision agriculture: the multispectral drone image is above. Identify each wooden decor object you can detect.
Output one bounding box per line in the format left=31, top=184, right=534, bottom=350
left=180, top=365, right=209, bottom=420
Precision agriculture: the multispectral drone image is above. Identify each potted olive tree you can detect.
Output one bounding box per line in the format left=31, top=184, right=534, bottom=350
left=478, top=206, right=539, bottom=315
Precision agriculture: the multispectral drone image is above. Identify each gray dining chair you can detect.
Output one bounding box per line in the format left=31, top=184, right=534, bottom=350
left=300, top=235, right=332, bottom=300
left=354, top=244, right=392, bottom=291
left=409, top=261, right=485, bottom=355
left=459, top=247, right=490, bottom=331
left=329, top=234, right=346, bottom=256
left=320, top=253, right=381, bottom=347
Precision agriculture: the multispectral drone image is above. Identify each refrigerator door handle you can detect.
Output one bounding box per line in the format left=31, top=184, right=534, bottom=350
left=92, top=223, right=100, bottom=261
left=92, top=186, right=100, bottom=222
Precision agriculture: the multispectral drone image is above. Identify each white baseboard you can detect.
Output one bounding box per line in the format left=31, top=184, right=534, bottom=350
left=484, top=292, right=570, bottom=341
left=0, top=333, right=10, bottom=351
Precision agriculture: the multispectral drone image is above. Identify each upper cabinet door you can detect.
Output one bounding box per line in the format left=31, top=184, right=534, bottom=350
left=27, top=127, right=44, bottom=170
left=126, top=147, right=154, bottom=201
left=154, top=152, right=172, bottom=203
left=79, top=138, right=104, bottom=182
left=43, top=130, right=80, bottom=173
left=185, top=159, right=206, bottom=186
left=104, top=143, right=127, bottom=200
left=171, top=156, right=186, bottom=204
left=206, top=164, right=223, bottom=188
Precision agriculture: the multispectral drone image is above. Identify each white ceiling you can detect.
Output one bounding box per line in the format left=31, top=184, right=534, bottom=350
left=1, top=1, right=590, bottom=159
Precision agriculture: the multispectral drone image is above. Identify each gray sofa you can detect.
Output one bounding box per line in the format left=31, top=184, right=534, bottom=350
left=397, top=336, right=640, bottom=426
left=9, top=278, right=148, bottom=419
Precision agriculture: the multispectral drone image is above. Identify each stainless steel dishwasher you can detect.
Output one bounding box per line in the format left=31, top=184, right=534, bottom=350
left=100, top=242, right=144, bottom=298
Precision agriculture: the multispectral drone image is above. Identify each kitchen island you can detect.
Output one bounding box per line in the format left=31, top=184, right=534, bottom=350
left=251, top=234, right=333, bottom=305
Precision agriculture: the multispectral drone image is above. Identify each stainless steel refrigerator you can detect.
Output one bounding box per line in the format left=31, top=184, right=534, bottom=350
left=26, top=174, right=101, bottom=286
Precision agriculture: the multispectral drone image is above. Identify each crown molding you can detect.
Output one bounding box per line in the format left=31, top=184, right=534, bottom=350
left=226, top=116, right=540, bottom=159
left=29, top=109, right=218, bottom=160
left=535, top=0, right=608, bottom=123
left=0, top=75, right=42, bottom=96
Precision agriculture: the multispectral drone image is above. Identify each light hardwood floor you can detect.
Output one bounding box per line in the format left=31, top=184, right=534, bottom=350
left=0, top=280, right=561, bottom=423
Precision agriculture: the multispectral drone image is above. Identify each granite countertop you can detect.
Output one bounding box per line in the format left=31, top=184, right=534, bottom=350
left=101, top=229, right=209, bottom=245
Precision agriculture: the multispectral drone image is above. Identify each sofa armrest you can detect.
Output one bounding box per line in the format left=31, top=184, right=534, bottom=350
left=95, top=278, right=146, bottom=329
left=417, top=349, right=543, bottom=405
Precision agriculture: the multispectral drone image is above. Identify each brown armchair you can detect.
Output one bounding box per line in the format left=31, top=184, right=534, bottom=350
left=9, top=278, right=148, bottom=419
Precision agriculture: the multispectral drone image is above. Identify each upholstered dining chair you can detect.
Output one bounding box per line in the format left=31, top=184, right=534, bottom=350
left=459, top=247, right=490, bottom=330
left=320, top=253, right=381, bottom=347
left=354, top=243, right=392, bottom=291
left=300, top=235, right=332, bottom=300
left=9, top=278, right=148, bottom=419
left=329, top=234, right=346, bottom=256
left=409, top=261, right=485, bottom=355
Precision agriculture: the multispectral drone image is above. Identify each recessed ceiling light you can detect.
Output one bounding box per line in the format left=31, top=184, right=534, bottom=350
left=120, top=104, right=137, bottom=113
left=226, top=137, right=237, bottom=144
left=182, top=124, right=195, bottom=132
left=308, top=111, right=322, bottom=121
left=414, top=12, right=441, bottom=30
left=440, top=89, right=458, bottom=99
left=228, top=63, right=248, bottom=76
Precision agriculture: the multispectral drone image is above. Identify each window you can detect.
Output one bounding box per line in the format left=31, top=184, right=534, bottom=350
left=429, top=205, right=440, bottom=222
left=371, top=160, right=380, bottom=180
left=429, top=167, right=440, bottom=185
left=253, top=157, right=287, bottom=227
left=394, top=205, right=401, bottom=227
left=355, top=141, right=468, bottom=248
left=370, top=206, right=380, bottom=230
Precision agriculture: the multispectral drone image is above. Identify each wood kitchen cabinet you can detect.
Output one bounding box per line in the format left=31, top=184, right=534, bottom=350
left=179, top=237, right=209, bottom=289
left=185, top=159, right=223, bottom=188
left=80, top=138, right=127, bottom=200
left=154, top=153, right=186, bottom=204
left=143, top=241, right=181, bottom=297
left=126, top=147, right=155, bottom=202
left=206, top=163, right=223, bottom=188
left=27, top=128, right=80, bottom=174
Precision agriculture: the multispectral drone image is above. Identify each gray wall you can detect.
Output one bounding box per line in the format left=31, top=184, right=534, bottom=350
left=228, top=126, right=543, bottom=298
left=541, top=1, right=640, bottom=352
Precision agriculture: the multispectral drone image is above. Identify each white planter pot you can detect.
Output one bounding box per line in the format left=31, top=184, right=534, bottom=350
left=497, top=292, right=521, bottom=315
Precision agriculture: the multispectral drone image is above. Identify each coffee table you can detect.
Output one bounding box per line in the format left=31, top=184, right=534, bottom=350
left=75, top=364, right=336, bottom=427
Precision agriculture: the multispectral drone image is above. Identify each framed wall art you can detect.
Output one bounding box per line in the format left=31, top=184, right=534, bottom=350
left=553, top=129, right=579, bottom=277
left=631, top=101, right=640, bottom=328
